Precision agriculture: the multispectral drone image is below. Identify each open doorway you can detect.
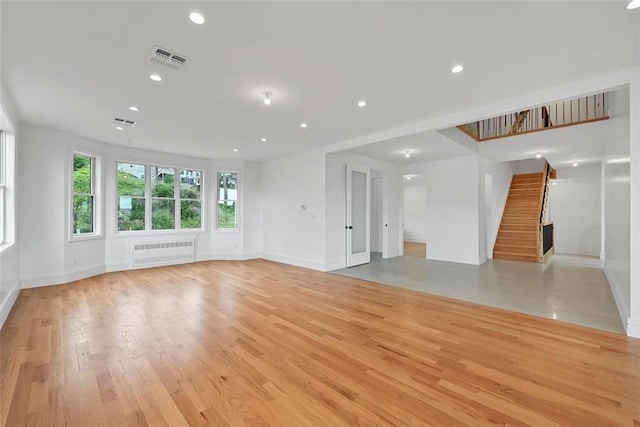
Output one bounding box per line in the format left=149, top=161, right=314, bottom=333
left=371, top=170, right=383, bottom=260
left=402, top=174, right=427, bottom=258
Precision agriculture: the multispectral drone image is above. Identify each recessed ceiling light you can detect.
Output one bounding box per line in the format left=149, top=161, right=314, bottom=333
left=536, top=152, right=542, bottom=159
left=627, top=0, right=640, bottom=9
left=451, top=64, right=464, bottom=74
left=300, top=123, right=308, bottom=128
left=115, top=126, right=124, bottom=131
left=263, top=91, right=272, bottom=105
left=233, top=148, right=239, bottom=152
left=552, top=181, right=557, bottom=186
left=405, top=150, right=411, bottom=158
left=128, top=106, right=140, bottom=112
left=260, top=138, right=267, bottom=142
left=572, top=161, right=579, bottom=167
left=149, top=74, right=162, bottom=82
left=357, top=100, right=367, bottom=108
left=189, top=12, right=205, bottom=24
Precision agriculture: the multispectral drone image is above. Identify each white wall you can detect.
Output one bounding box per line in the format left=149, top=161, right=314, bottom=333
left=371, top=175, right=383, bottom=252
left=480, top=159, right=513, bottom=259
left=513, top=157, right=545, bottom=174
left=261, top=149, right=327, bottom=270
left=403, top=155, right=483, bottom=265
left=325, top=151, right=402, bottom=270
left=403, top=179, right=427, bottom=243
left=0, top=83, right=20, bottom=327
left=548, top=165, right=601, bottom=257
left=604, top=114, right=631, bottom=331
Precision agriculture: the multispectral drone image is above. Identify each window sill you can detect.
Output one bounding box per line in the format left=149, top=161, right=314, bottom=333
left=113, top=229, right=207, bottom=238
left=0, top=242, right=16, bottom=256
left=70, top=233, right=103, bottom=242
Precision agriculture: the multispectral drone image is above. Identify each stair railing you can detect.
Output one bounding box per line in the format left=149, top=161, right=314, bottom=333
left=536, top=161, right=550, bottom=259
left=457, top=93, right=608, bottom=142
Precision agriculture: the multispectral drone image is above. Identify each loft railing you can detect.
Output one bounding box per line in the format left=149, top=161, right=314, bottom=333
left=458, top=93, right=608, bottom=142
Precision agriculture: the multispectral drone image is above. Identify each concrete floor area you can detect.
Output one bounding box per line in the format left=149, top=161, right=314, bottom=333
left=332, top=254, right=624, bottom=334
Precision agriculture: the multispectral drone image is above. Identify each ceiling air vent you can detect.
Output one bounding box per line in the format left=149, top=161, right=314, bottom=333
left=113, top=117, right=136, bottom=128
left=150, top=46, right=188, bottom=70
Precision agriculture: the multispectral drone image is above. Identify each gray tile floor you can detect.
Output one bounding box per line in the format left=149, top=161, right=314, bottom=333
left=331, top=253, right=624, bottom=334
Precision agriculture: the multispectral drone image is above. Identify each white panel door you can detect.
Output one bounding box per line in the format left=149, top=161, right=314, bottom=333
left=346, top=164, right=370, bottom=267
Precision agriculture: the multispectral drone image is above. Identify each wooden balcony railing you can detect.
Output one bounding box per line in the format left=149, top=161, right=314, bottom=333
left=458, top=93, right=609, bottom=142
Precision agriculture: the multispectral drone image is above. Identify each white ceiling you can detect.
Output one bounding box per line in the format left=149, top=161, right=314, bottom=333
left=347, top=130, right=473, bottom=165
left=2, top=2, right=638, bottom=161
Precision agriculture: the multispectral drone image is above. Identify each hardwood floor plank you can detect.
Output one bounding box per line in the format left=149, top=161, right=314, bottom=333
left=1, top=259, right=639, bottom=426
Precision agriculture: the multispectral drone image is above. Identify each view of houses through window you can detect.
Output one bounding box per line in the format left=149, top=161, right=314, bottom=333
left=117, top=162, right=202, bottom=232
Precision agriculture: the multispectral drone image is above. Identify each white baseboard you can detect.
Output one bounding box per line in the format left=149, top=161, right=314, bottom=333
left=106, top=262, right=130, bottom=273
left=325, top=258, right=346, bottom=271
left=260, top=252, right=326, bottom=272
left=196, top=252, right=261, bottom=262
left=603, top=267, right=630, bottom=332
left=627, top=317, right=640, bottom=338
left=0, top=280, right=20, bottom=329
left=21, top=264, right=106, bottom=289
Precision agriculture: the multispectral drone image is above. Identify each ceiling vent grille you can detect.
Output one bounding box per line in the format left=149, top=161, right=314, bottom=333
left=150, top=46, right=188, bottom=70
left=113, top=117, right=136, bottom=127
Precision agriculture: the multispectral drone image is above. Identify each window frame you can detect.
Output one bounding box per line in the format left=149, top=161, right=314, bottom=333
left=216, top=171, right=239, bottom=231
left=70, top=151, right=100, bottom=240
left=115, top=160, right=205, bottom=235
left=150, top=165, right=178, bottom=231
left=0, top=131, right=5, bottom=245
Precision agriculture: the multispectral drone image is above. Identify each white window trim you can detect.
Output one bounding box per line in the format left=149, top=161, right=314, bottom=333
left=0, top=131, right=5, bottom=246
left=115, top=161, right=205, bottom=235
left=70, top=150, right=102, bottom=241
left=215, top=171, right=239, bottom=232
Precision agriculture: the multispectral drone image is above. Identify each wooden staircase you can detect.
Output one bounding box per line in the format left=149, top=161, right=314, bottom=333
left=493, top=172, right=545, bottom=262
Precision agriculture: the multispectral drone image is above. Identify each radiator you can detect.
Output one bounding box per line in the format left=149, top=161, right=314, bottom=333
left=131, top=237, right=196, bottom=269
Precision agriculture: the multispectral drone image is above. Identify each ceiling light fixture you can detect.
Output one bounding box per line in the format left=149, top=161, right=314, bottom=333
left=128, top=106, right=140, bottom=112
left=405, top=150, right=411, bottom=158
left=115, top=126, right=124, bottom=131
left=300, top=123, right=308, bottom=128
left=260, top=138, right=267, bottom=142
left=233, top=148, right=239, bottom=152
left=536, top=152, right=542, bottom=159
left=552, top=181, right=557, bottom=186
left=263, top=91, right=272, bottom=105
left=451, top=64, right=464, bottom=74
left=572, top=161, right=579, bottom=167
left=189, top=12, right=205, bottom=24
left=407, top=176, right=412, bottom=180
left=357, top=100, right=367, bottom=108
left=149, top=74, right=162, bottom=82
left=627, top=0, right=640, bottom=9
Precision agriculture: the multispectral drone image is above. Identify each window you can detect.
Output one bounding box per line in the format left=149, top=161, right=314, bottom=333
left=0, top=131, right=5, bottom=244
left=151, top=166, right=176, bottom=230
left=72, top=153, right=97, bottom=236
left=180, top=169, right=202, bottom=229
left=117, top=162, right=146, bottom=231
left=217, top=172, right=238, bottom=229
left=117, top=162, right=203, bottom=233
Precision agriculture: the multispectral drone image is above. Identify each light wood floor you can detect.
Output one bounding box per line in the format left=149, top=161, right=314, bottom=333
left=404, top=241, right=426, bottom=258
left=1, top=260, right=639, bottom=426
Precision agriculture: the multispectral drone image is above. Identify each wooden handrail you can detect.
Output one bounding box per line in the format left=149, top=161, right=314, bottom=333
left=536, top=161, right=550, bottom=259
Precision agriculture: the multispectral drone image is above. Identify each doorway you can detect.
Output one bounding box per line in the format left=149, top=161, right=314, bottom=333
left=402, top=174, right=427, bottom=258
left=371, top=172, right=383, bottom=261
